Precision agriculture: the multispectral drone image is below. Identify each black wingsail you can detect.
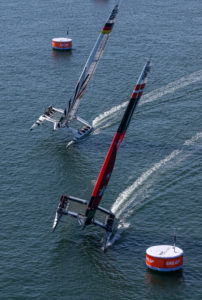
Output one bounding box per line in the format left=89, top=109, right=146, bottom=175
left=85, top=60, right=152, bottom=225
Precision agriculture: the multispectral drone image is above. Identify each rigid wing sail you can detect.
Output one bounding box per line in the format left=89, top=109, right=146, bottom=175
left=52, top=60, right=151, bottom=249
left=30, top=3, right=120, bottom=147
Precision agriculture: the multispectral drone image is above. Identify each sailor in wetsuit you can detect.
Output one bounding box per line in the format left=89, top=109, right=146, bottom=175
left=44, top=106, right=53, bottom=116
left=59, top=194, right=68, bottom=209
left=106, top=213, right=115, bottom=232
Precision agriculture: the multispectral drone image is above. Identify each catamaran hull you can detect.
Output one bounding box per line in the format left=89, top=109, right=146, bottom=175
left=31, top=107, right=93, bottom=146
left=52, top=195, right=115, bottom=249
left=66, top=126, right=93, bottom=148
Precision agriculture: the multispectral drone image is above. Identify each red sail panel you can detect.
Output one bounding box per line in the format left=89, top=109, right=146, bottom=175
left=90, top=132, right=124, bottom=205
left=85, top=132, right=124, bottom=224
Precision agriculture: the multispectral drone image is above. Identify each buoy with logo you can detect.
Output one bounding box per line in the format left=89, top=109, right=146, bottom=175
left=52, top=31, right=72, bottom=50
left=146, top=230, right=183, bottom=272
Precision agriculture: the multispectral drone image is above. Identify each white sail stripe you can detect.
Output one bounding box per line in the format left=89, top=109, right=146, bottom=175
left=132, top=88, right=145, bottom=94
left=67, top=38, right=110, bottom=120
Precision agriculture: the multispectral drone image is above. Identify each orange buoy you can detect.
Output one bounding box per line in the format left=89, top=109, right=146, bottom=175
left=52, top=38, right=72, bottom=50
left=146, top=245, right=183, bottom=272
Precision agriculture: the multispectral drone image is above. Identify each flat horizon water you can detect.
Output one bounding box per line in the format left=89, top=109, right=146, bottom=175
left=1, top=0, right=202, bottom=299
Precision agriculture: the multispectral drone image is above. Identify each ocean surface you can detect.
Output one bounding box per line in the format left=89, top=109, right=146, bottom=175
left=1, top=0, right=202, bottom=299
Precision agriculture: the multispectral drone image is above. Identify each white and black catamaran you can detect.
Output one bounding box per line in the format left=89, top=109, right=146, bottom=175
left=30, top=3, right=120, bottom=147
left=52, top=60, right=151, bottom=249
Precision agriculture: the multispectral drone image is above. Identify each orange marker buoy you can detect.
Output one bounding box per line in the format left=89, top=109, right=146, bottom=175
left=52, top=38, right=72, bottom=50
left=146, top=245, right=183, bottom=272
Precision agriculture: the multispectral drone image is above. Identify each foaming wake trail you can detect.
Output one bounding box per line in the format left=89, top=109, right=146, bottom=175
left=140, top=69, right=202, bottom=106
left=111, top=131, right=202, bottom=224
left=92, top=69, right=202, bottom=131
left=92, top=101, right=127, bottom=134
left=111, top=149, right=181, bottom=218
left=184, top=132, right=202, bottom=146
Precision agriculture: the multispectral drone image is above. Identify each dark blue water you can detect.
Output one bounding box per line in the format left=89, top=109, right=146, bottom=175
left=1, top=0, right=202, bottom=299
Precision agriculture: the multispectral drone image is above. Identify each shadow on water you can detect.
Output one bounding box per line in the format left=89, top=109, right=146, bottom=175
left=51, top=49, right=73, bottom=60
left=145, top=268, right=184, bottom=288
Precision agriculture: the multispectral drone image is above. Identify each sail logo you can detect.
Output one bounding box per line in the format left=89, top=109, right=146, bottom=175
left=98, top=172, right=111, bottom=197
left=98, top=186, right=106, bottom=197
left=117, top=137, right=124, bottom=149
left=106, top=172, right=111, bottom=179
left=109, top=6, right=118, bottom=21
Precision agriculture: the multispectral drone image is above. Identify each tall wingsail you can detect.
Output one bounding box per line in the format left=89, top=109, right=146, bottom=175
left=64, top=3, right=120, bottom=125
left=30, top=3, right=120, bottom=146
left=84, top=60, right=152, bottom=225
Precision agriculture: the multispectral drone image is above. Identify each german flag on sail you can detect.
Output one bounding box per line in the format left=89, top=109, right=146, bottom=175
left=102, top=22, right=114, bottom=34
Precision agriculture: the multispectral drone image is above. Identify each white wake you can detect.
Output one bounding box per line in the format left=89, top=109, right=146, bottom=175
left=111, top=131, right=202, bottom=229
left=92, top=69, right=202, bottom=133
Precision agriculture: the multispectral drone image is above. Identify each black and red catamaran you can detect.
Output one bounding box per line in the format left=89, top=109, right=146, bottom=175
left=53, top=60, right=151, bottom=248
